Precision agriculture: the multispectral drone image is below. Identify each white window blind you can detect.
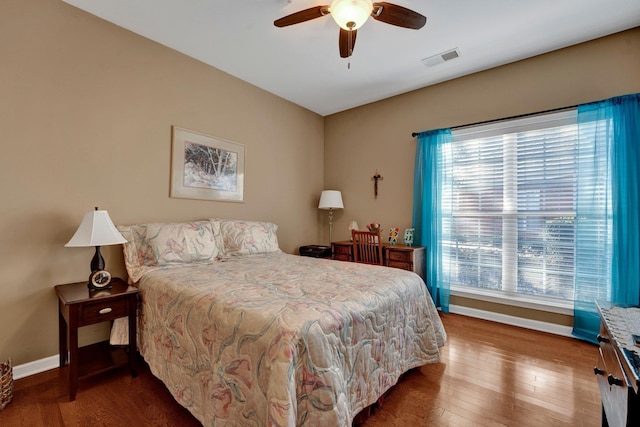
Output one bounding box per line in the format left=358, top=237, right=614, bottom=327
left=443, top=110, right=611, bottom=302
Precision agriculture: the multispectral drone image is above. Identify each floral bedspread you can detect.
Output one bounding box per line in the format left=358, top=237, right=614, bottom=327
left=135, top=252, right=446, bottom=426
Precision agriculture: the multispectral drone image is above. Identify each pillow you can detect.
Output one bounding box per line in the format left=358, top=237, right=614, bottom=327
left=213, top=219, right=280, bottom=256
left=118, top=220, right=220, bottom=282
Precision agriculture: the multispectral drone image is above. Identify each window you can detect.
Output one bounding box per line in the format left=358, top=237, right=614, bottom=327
left=443, top=110, right=611, bottom=305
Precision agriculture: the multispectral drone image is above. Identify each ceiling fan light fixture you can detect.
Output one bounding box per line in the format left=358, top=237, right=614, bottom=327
left=330, top=0, right=373, bottom=30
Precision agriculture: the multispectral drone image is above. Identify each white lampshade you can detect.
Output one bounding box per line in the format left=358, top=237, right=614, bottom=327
left=330, top=0, right=373, bottom=30
left=65, top=209, right=127, bottom=247
left=319, top=190, right=344, bottom=245
left=318, top=190, right=344, bottom=210
left=348, top=220, right=359, bottom=231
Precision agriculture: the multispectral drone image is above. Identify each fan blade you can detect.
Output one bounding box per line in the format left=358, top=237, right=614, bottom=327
left=274, top=6, right=329, bottom=27
left=339, top=28, right=357, bottom=58
left=371, top=2, right=426, bottom=29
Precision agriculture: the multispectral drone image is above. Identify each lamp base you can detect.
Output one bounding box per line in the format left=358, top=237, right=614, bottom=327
left=90, top=246, right=105, bottom=272
left=328, top=209, right=334, bottom=245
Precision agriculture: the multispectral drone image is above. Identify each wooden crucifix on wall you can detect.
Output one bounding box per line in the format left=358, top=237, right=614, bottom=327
left=371, top=170, right=383, bottom=199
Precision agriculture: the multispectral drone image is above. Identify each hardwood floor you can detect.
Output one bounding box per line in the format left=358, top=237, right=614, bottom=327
left=364, top=314, right=602, bottom=427
left=2, top=313, right=602, bottom=426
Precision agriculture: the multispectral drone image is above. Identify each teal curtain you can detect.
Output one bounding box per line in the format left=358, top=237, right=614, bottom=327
left=412, top=129, right=453, bottom=312
left=574, top=93, right=640, bottom=343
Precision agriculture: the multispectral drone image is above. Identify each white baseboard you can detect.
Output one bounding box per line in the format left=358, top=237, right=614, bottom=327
left=449, top=304, right=574, bottom=338
left=13, top=306, right=574, bottom=380
left=13, top=354, right=59, bottom=380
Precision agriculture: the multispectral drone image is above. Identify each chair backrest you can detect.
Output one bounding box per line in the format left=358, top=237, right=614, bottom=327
left=351, top=230, right=383, bottom=266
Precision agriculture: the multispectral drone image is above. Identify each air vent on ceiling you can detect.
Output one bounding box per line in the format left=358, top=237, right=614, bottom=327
left=421, top=48, right=460, bottom=68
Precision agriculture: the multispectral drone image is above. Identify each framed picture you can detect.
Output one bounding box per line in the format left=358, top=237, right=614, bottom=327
left=170, top=126, right=245, bottom=202
left=388, top=227, right=399, bottom=245
left=403, top=228, right=415, bottom=246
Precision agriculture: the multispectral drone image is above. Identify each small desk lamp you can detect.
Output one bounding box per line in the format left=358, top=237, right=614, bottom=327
left=65, top=207, right=127, bottom=289
left=318, top=190, right=344, bottom=245
left=348, top=220, right=360, bottom=241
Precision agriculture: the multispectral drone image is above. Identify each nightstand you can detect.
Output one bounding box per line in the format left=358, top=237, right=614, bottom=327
left=55, top=278, right=139, bottom=401
left=385, top=245, right=426, bottom=281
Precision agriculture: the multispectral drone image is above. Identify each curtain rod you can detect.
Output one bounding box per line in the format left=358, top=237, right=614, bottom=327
left=411, top=104, right=578, bottom=137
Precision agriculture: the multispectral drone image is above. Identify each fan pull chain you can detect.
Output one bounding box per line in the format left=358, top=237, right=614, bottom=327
left=348, top=28, right=353, bottom=69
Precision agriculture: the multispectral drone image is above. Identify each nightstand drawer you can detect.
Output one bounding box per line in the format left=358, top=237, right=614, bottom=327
left=387, top=249, right=412, bottom=262
left=81, top=299, right=128, bottom=325
left=387, top=260, right=412, bottom=271
left=332, top=241, right=353, bottom=261
left=334, top=245, right=351, bottom=256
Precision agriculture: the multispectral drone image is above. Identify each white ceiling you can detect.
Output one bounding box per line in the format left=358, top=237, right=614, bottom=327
left=62, top=0, right=640, bottom=116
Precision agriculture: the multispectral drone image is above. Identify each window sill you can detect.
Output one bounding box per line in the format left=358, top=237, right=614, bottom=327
left=450, top=285, right=573, bottom=316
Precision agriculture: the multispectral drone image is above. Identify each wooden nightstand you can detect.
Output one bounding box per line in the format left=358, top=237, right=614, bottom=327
left=332, top=241, right=353, bottom=262
left=55, top=278, right=139, bottom=401
left=385, top=245, right=426, bottom=281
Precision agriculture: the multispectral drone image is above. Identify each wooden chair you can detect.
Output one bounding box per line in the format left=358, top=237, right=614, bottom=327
left=351, top=230, right=383, bottom=266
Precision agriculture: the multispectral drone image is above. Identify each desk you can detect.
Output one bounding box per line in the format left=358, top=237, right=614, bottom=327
left=594, top=301, right=640, bottom=427
left=331, top=240, right=426, bottom=281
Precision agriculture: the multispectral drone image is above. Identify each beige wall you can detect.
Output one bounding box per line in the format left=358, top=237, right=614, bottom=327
left=324, top=28, right=640, bottom=323
left=0, top=0, right=324, bottom=365
left=2, top=0, right=639, bottom=367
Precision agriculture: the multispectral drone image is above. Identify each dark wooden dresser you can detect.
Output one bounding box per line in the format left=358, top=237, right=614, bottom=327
left=595, top=302, right=640, bottom=427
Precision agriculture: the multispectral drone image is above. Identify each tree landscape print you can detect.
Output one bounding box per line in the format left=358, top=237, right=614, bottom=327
left=171, top=127, right=244, bottom=202
left=183, top=142, right=237, bottom=192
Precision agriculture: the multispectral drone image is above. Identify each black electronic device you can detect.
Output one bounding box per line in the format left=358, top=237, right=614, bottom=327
left=299, top=245, right=332, bottom=259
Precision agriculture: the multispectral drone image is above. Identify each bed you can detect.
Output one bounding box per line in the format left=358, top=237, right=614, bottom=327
left=112, top=219, right=446, bottom=426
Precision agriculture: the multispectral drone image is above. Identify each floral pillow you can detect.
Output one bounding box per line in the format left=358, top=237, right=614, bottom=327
left=118, top=220, right=220, bottom=282
left=213, top=219, right=280, bottom=256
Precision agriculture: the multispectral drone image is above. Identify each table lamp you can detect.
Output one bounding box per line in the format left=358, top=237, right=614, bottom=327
left=318, top=190, right=344, bottom=245
left=65, top=207, right=127, bottom=289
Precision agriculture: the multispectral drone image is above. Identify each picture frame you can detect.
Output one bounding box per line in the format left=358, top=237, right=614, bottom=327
left=388, top=227, right=399, bottom=245
left=403, top=228, right=415, bottom=246
left=170, top=126, right=245, bottom=202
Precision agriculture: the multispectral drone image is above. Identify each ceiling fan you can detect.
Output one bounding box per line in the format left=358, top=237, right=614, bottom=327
left=274, top=0, right=426, bottom=59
